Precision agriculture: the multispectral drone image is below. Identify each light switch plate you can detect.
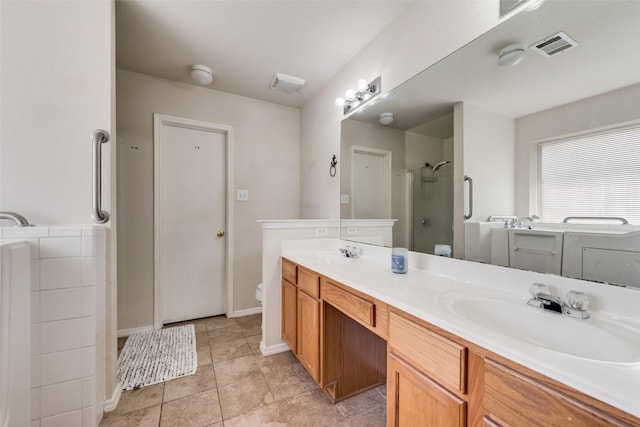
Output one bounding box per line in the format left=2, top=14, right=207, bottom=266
left=237, top=189, right=249, bottom=201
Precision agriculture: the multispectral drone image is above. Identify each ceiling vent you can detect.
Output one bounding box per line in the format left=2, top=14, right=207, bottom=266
left=530, top=31, right=579, bottom=57
left=269, top=73, right=305, bottom=94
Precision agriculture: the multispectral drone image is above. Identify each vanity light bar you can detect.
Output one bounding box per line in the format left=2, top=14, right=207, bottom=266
left=335, top=76, right=382, bottom=115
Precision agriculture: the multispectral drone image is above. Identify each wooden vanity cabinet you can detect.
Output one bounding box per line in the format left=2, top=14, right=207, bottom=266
left=281, top=258, right=321, bottom=383
left=297, top=287, right=320, bottom=382
left=481, top=358, right=636, bottom=427
left=282, top=258, right=640, bottom=427
left=387, top=310, right=468, bottom=427
left=281, top=258, right=297, bottom=353
left=281, top=278, right=297, bottom=352
left=388, top=352, right=466, bottom=427
left=322, top=278, right=387, bottom=403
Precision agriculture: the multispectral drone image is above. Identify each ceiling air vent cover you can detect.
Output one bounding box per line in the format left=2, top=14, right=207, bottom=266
left=530, top=31, right=579, bottom=57
left=269, top=73, right=305, bottom=94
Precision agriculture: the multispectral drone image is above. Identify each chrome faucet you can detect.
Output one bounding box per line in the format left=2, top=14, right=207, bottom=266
left=0, top=211, right=31, bottom=227
left=527, top=283, right=590, bottom=319
left=339, top=245, right=361, bottom=258
left=511, top=215, right=539, bottom=229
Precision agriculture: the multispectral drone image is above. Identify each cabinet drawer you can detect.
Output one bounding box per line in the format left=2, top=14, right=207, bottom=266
left=323, top=281, right=374, bottom=327
left=298, top=267, right=320, bottom=298
left=282, top=258, right=297, bottom=284
left=389, top=312, right=466, bottom=393
left=484, top=358, right=623, bottom=427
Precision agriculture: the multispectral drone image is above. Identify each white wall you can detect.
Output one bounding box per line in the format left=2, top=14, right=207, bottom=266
left=0, top=0, right=114, bottom=225
left=116, top=70, right=300, bottom=331
left=515, top=82, right=640, bottom=217
left=405, top=132, right=445, bottom=171
left=299, top=1, right=501, bottom=219
left=0, top=0, right=117, bottom=420
left=460, top=103, right=515, bottom=222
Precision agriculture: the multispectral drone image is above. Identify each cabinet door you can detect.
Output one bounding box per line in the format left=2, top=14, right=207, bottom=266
left=297, top=290, right=320, bottom=383
left=281, top=279, right=297, bottom=353
left=387, top=353, right=466, bottom=427
left=484, top=358, right=627, bottom=427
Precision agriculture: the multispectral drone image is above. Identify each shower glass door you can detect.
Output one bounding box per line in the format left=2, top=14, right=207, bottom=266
left=410, top=164, right=453, bottom=255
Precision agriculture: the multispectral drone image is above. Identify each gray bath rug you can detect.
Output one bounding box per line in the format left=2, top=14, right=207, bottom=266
left=117, top=324, right=197, bottom=391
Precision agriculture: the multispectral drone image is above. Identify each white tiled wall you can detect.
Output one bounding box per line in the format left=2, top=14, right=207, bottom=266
left=1, top=225, right=105, bottom=427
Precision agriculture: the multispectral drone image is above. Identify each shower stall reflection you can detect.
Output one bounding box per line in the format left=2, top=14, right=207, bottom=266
left=407, top=161, right=454, bottom=255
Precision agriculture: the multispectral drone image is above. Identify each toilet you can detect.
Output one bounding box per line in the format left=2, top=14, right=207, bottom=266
left=255, top=282, right=263, bottom=303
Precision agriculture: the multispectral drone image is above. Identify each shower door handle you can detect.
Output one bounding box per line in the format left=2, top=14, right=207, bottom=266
left=464, top=175, right=473, bottom=220
left=92, top=129, right=110, bottom=224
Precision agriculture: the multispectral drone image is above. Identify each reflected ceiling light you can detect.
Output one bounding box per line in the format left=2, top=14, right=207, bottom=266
left=497, top=43, right=526, bottom=67
left=379, top=112, right=394, bottom=125
left=334, top=76, right=382, bottom=115
left=190, top=64, right=213, bottom=85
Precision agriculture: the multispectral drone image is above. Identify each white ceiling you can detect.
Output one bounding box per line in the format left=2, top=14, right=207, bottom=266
left=116, top=0, right=414, bottom=108
left=349, top=0, right=640, bottom=131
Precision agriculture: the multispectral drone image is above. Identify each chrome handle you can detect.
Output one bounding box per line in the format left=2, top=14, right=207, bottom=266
left=217, top=230, right=225, bottom=237
left=562, top=216, right=628, bottom=225
left=464, top=175, right=473, bottom=220
left=514, top=247, right=556, bottom=256
left=92, top=129, right=110, bottom=224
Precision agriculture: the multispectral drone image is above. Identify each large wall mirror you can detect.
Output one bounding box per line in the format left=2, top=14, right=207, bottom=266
left=340, top=0, right=640, bottom=288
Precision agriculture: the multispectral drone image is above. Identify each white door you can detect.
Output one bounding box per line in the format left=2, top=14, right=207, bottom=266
left=351, top=148, right=391, bottom=219
left=156, top=121, right=227, bottom=324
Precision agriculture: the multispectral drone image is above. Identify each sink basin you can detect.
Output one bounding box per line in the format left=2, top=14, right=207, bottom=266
left=308, top=252, right=356, bottom=265
left=436, top=291, right=640, bottom=364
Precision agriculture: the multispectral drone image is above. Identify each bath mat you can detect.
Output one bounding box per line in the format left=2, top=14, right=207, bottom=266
left=117, top=324, right=197, bottom=391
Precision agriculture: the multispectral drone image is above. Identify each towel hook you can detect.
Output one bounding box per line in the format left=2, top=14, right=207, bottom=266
left=329, top=155, right=338, bottom=177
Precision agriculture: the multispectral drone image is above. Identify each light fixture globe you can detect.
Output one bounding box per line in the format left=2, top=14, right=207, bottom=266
left=497, top=44, right=526, bottom=67
left=379, top=112, right=394, bottom=125
left=190, top=64, right=213, bottom=85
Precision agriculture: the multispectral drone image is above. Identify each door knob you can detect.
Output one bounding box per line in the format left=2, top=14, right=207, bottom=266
left=217, top=230, right=225, bottom=237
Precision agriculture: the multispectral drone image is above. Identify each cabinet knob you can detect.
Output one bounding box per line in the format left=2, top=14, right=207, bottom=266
left=217, top=230, right=225, bottom=237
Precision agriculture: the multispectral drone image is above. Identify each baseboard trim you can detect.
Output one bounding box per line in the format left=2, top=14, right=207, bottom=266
left=103, top=384, right=122, bottom=413
left=117, top=325, right=154, bottom=338
left=260, top=341, right=290, bottom=356
left=228, top=306, right=262, bottom=318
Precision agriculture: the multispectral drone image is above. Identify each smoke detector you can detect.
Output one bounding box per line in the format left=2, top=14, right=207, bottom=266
left=498, top=43, right=526, bottom=67
left=379, top=112, right=394, bottom=125
left=270, top=73, right=306, bottom=94
left=191, top=64, right=213, bottom=85
left=530, top=31, right=579, bottom=57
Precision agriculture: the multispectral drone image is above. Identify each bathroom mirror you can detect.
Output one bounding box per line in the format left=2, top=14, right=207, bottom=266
left=340, top=0, right=640, bottom=286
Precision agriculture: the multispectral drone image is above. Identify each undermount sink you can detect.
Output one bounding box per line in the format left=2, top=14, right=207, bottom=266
left=436, top=291, right=640, bottom=364
left=309, top=251, right=357, bottom=265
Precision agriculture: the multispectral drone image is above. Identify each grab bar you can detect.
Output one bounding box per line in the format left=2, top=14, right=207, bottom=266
left=92, top=129, right=110, bottom=224
left=464, top=175, right=473, bottom=220
left=514, top=247, right=557, bottom=256
left=0, top=212, right=30, bottom=227
left=563, top=216, right=628, bottom=225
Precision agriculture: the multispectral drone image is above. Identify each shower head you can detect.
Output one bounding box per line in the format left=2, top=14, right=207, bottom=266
left=433, top=160, right=451, bottom=172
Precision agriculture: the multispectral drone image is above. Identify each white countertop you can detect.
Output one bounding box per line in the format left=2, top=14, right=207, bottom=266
left=282, top=239, right=640, bottom=419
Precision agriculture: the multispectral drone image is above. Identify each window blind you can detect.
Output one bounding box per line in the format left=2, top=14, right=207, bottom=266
left=539, top=125, right=640, bottom=224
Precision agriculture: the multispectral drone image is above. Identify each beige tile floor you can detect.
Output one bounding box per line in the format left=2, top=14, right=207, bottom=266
left=100, top=314, right=386, bottom=427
